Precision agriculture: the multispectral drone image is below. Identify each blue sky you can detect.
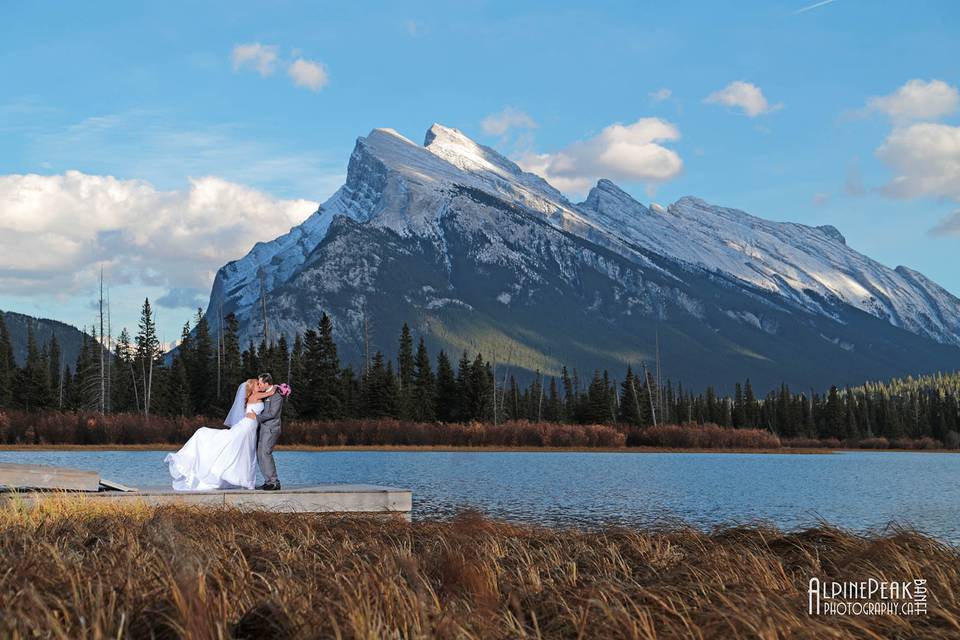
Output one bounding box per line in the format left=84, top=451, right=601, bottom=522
left=1, top=0, right=959, bottom=343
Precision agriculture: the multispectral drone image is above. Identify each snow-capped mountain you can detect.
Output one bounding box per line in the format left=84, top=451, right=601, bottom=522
left=202, top=123, right=960, bottom=391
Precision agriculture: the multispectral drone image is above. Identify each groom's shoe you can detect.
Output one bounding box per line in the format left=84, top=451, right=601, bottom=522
left=257, top=482, right=281, bottom=491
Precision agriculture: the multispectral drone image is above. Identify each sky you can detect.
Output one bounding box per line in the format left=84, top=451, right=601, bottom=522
left=1, top=0, right=959, bottom=344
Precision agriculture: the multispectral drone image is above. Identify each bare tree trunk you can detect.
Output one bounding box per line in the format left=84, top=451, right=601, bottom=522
left=610, top=377, right=618, bottom=426
left=217, top=304, right=223, bottom=399
left=363, top=305, right=371, bottom=376
left=537, top=369, right=545, bottom=422
left=258, top=267, right=270, bottom=346
left=131, top=364, right=140, bottom=413
left=491, top=350, right=498, bottom=427
left=99, top=268, right=105, bottom=415
left=643, top=363, right=658, bottom=427
left=629, top=372, right=642, bottom=424
left=106, top=290, right=112, bottom=413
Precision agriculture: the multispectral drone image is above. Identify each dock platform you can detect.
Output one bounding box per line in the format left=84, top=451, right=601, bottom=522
left=3, top=484, right=412, bottom=515
left=1, top=463, right=411, bottom=515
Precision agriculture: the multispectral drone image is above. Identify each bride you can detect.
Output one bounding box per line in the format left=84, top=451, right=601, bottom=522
left=165, top=379, right=276, bottom=491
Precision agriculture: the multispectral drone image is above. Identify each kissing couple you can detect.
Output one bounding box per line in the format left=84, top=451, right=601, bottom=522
left=165, top=373, right=291, bottom=491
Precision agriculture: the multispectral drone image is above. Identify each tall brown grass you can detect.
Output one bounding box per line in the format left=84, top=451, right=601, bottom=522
left=1, top=499, right=957, bottom=638
left=0, top=411, right=626, bottom=449
left=0, top=410, right=951, bottom=451
left=629, top=422, right=782, bottom=449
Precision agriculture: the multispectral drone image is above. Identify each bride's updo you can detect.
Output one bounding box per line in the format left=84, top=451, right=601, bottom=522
left=245, top=379, right=257, bottom=402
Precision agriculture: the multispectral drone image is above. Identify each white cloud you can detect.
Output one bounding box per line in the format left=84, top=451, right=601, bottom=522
left=649, top=88, right=672, bottom=102
left=705, top=81, right=782, bottom=117
left=930, top=210, right=960, bottom=237
left=0, top=171, right=318, bottom=302
left=516, top=118, right=683, bottom=194
left=481, top=107, right=537, bottom=136
left=287, top=58, right=329, bottom=91
left=865, top=79, right=959, bottom=123
left=231, top=43, right=278, bottom=76
left=876, top=122, right=960, bottom=201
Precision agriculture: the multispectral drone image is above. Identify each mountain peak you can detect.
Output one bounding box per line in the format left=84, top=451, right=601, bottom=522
left=581, top=179, right=648, bottom=216
left=816, top=224, right=846, bottom=245
left=423, top=123, right=523, bottom=177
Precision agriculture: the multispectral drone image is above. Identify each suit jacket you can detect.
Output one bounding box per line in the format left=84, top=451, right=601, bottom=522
left=258, top=393, right=283, bottom=433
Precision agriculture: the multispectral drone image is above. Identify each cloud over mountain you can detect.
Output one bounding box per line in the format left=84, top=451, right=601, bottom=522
left=517, top=118, right=683, bottom=194
left=0, top=171, right=317, bottom=305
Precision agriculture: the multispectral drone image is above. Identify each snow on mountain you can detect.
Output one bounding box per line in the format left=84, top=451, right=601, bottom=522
left=205, top=122, right=960, bottom=359
left=577, top=187, right=960, bottom=346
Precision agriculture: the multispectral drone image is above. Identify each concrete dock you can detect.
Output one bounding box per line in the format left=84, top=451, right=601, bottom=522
left=2, top=484, right=412, bottom=515
left=1, top=463, right=411, bottom=515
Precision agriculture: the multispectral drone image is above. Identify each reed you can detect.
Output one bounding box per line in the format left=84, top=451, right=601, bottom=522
left=1, top=499, right=957, bottom=638
left=0, top=410, right=951, bottom=450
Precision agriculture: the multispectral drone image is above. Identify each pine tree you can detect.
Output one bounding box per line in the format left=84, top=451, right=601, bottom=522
left=285, top=333, right=304, bottom=417
left=743, top=379, right=757, bottom=428
left=189, top=309, right=215, bottom=415
left=544, top=377, right=562, bottom=423
left=111, top=328, right=136, bottom=412
left=561, top=366, right=575, bottom=423
left=71, top=328, right=100, bottom=411
left=0, top=312, right=15, bottom=408
left=301, top=314, right=343, bottom=419
left=824, top=385, right=845, bottom=439
left=221, top=314, right=243, bottom=395
left=164, top=354, right=192, bottom=416
left=411, top=337, right=435, bottom=421
left=434, top=350, right=458, bottom=422
left=134, top=299, right=161, bottom=416
left=454, top=351, right=471, bottom=421
left=619, top=365, right=645, bottom=426
left=19, top=322, right=51, bottom=410
left=585, top=370, right=612, bottom=424
left=397, top=323, right=415, bottom=419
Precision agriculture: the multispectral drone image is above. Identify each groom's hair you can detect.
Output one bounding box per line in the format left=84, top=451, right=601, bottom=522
left=258, top=373, right=273, bottom=384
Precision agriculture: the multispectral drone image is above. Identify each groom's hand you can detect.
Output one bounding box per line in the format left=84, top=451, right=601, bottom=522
left=246, top=411, right=256, bottom=419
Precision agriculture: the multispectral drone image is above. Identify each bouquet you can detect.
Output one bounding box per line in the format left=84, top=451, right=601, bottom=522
left=277, top=383, right=292, bottom=398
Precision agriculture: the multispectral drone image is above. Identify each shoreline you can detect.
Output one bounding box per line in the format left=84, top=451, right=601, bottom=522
left=1, top=443, right=954, bottom=454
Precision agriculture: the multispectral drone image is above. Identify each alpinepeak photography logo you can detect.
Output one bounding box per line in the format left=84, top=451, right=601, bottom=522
left=808, top=577, right=928, bottom=616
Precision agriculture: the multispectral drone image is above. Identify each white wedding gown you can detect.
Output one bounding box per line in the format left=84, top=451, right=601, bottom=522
left=165, top=401, right=263, bottom=491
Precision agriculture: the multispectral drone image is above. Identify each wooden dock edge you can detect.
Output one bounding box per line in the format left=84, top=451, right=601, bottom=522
left=2, top=485, right=413, bottom=518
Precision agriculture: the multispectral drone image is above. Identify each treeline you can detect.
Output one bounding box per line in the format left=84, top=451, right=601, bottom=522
left=1, top=302, right=959, bottom=445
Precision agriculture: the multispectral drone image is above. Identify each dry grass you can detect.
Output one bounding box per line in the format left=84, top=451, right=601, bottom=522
left=3, top=410, right=952, bottom=452
left=629, top=422, right=782, bottom=449
left=1, top=499, right=958, bottom=639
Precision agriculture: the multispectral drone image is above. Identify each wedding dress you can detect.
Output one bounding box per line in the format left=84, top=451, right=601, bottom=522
left=165, top=383, right=262, bottom=491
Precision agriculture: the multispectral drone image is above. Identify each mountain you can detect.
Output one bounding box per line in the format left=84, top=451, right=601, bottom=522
left=1, top=310, right=87, bottom=369
left=201, top=123, right=960, bottom=392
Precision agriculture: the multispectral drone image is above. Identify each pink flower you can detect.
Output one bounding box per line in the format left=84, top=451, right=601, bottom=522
left=277, top=383, right=292, bottom=398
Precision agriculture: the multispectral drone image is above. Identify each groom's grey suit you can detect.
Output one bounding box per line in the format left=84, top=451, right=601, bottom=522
left=257, top=393, right=284, bottom=485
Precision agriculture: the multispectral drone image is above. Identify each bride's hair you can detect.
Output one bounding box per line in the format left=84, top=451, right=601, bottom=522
left=244, top=379, right=257, bottom=402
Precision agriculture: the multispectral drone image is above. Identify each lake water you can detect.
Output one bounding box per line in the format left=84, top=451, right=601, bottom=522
left=2, top=450, right=959, bottom=543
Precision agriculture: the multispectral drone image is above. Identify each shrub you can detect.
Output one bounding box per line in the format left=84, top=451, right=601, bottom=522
left=890, top=436, right=943, bottom=450
left=945, top=430, right=960, bottom=450
left=857, top=437, right=890, bottom=449
left=631, top=423, right=781, bottom=449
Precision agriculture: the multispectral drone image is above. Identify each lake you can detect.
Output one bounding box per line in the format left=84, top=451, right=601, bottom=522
left=2, top=450, right=959, bottom=543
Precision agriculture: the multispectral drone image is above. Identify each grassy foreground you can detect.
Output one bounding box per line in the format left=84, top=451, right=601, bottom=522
left=1, top=501, right=958, bottom=639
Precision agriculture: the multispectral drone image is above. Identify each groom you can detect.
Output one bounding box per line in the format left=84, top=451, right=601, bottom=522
left=254, top=372, right=284, bottom=490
